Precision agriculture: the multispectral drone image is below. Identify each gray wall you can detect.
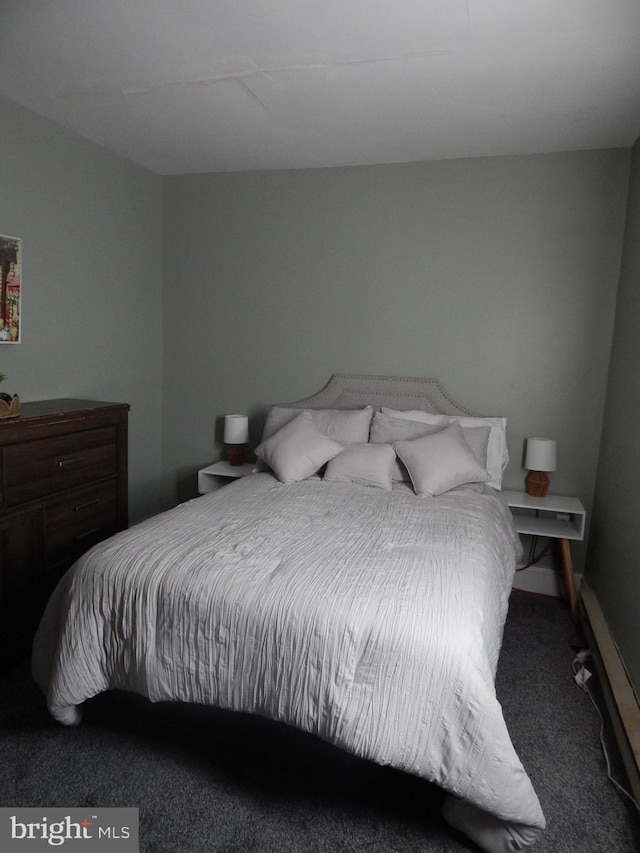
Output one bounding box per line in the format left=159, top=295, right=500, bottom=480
left=0, top=96, right=164, bottom=523
left=2, top=91, right=636, bottom=667
left=588, top=137, right=640, bottom=693
left=163, top=151, right=629, bottom=575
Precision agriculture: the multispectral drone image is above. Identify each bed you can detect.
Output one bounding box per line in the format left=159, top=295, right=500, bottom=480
left=32, top=374, right=545, bottom=852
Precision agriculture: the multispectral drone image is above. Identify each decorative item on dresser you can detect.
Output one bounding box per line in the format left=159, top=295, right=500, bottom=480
left=0, top=393, right=20, bottom=419
left=0, top=372, right=20, bottom=418
left=0, top=399, right=129, bottom=668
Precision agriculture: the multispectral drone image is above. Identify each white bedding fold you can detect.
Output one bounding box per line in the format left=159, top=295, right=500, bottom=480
left=32, top=473, right=544, bottom=849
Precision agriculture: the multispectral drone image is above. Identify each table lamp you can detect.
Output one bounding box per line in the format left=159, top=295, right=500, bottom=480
left=525, top=437, right=556, bottom=497
left=224, top=414, right=249, bottom=466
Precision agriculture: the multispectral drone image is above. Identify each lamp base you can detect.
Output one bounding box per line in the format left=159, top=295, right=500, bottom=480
left=226, top=443, right=246, bottom=466
left=527, top=471, right=550, bottom=498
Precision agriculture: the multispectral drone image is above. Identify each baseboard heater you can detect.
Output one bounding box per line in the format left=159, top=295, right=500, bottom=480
left=579, top=583, right=640, bottom=804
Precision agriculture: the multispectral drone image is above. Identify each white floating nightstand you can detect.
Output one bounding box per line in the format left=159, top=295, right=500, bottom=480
left=503, top=491, right=585, bottom=540
left=503, top=490, right=586, bottom=622
left=197, top=460, right=255, bottom=494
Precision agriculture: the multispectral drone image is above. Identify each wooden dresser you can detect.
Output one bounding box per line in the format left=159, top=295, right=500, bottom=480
left=0, top=399, right=129, bottom=668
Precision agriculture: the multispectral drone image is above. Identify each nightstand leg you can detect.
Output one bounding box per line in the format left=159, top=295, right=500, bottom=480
left=560, top=538, right=578, bottom=622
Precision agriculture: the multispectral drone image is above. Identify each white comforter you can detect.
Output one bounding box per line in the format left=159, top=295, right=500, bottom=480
left=32, top=474, right=545, bottom=851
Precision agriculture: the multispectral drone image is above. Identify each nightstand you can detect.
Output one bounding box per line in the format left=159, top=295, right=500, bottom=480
left=503, top=490, right=586, bottom=622
left=197, top=460, right=255, bottom=495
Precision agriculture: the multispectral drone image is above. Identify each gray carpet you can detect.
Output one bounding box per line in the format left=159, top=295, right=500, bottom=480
left=1, top=590, right=639, bottom=852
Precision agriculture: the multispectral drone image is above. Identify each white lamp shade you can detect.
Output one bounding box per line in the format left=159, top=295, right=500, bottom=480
left=525, top=437, right=557, bottom=472
left=223, top=414, right=249, bottom=444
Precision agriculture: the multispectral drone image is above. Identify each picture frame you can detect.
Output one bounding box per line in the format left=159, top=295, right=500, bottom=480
left=0, top=233, right=22, bottom=344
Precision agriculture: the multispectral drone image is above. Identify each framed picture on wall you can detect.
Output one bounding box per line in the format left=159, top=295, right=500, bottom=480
left=0, top=234, right=21, bottom=343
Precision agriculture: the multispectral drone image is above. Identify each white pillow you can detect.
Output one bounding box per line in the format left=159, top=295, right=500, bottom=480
left=370, top=411, right=490, bottom=481
left=382, top=407, right=507, bottom=490
left=254, top=412, right=344, bottom=484
left=261, top=405, right=373, bottom=444
left=394, top=422, right=490, bottom=496
left=323, top=443, right=395, bottom=490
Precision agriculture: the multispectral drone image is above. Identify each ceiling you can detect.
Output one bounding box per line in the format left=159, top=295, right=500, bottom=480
left=1, top=1, right=639, bottom=175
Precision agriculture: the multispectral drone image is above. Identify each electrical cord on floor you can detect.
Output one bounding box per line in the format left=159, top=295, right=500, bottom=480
left=572, top=650, right=640, bottom=816
left=515, top=539, right=552, bottom=572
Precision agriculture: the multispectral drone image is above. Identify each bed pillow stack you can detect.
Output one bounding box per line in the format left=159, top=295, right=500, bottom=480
left=254, top=412, right=344, bottom=484
left=393, top=421, right=489, bottom=496
left=260, top=405, right=374, bottom=443
left=254, top=403, right=507, bottom=496
left=255, top=406, right=374, bottom=483
left=380, top=407, right=508, bottom=491
left=369, top=411, right=491, bottom=484
left=323, top=443, right=396, bottom=490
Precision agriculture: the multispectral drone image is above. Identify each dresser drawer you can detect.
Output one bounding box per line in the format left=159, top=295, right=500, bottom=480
left=0, top=399, right=128, bottom=669
left=44, top=480, right=118, bottom=567
left=3, top=426, right=117, bottom=506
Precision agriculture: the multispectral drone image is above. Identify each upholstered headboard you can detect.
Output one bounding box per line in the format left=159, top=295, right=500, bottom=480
left=284, top=373, right=478, bottom=416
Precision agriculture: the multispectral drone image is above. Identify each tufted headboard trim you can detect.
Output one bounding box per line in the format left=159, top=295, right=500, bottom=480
left=284, top=373, right=478, bottom=416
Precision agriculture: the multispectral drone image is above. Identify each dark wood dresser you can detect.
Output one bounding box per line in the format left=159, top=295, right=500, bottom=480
left=0, top=399, right=129, bottom=668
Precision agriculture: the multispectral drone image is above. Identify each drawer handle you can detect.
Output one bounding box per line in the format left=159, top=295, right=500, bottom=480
left=74, top=527, right=102, bottom=542
left=74, top=499, right=100, bottom=513
left=57, top=457, right=85, bottom=468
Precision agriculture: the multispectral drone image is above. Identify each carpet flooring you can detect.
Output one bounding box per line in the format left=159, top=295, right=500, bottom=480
left=1, top=590, right=639, bottom=852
